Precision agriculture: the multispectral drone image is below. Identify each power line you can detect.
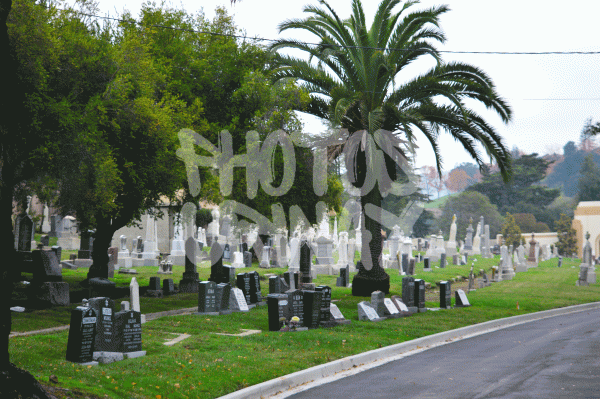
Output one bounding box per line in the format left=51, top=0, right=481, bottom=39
left=62, top=9, right=600, bottom=56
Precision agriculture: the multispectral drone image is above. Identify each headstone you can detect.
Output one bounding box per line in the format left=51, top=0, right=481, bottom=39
left=336, top=266, right=350, bottom=287
left=78, top=230, right=93, bottom=260
left=423, top=257, right=431, bottom=272
left=558, top=256, right=563, bottom=268
left=287, top=289, right=304, bottom=326
left=236, top=273, right=251, bottom=305
left=31, top=249, right=62, bottom=282
left=383, top=298, right=400, bottom=317
left=40, top=235, right=50, bottom=247
left=230, top=287, right=250, bottom=312
left=269, top=275, right=282, bottom=294
left=439, top=281, right=452, bottom=309
left=66, top=304, right=97, bottom=364
left=315, top=236, right=334, bottom=265
left=223, top=244, right=231, bottom=262
left=179, top=237, right=200, bottom=293
left=147, top=277, right=162, bottom=298
left=315, top=285, right=332, bottom=325
left=329, top=304, right=350, bottom=324
left=267, top=293, right=290, bottom=331
left=402, top=276, right=417, bottom=313
left=302, top=291, right=322, bottom=328
left=408, top=258, right=415, bottom=275
left=129, top=277, right=140, bottom=316
left=299, top=241, right=312, bottom=283
left=51, top=245, right=62, bottom=263
left=452, top=254, right=460, bottom=266
left=283, top=271, right=300, bottom=291
left=390, top=295, right=410, bottom=313
left=413, top=279, right=426, bottom=311
left=209, top=241, right=230, bottom=285
left=249, top=271, right=262, bottom=304
left=455, top=289, right=471, bottom=307
left=440, top=253, right=447, bottom=268
left=197, top=281, right=218, bottom=314
left=113, top=310, right=143, bottom=354
left=162, top=279, right=175, bottom=295
left=401, top=253, right=409, bottom=273
left=217, top=283, right=231, bottom=314
left=87, top=297, right=116, bottom=353
left=370, top=290, right=386, bottom=317
left=243, top=251, right=253, bottom=268
left=357, top=301, right=384, bottom=321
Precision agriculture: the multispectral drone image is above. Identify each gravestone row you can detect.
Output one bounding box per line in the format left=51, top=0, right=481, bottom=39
left=66, top=297, right=145, bottom=365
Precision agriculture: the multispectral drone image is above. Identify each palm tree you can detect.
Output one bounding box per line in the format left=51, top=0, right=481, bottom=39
left=269, top=0, right=512, bottom=296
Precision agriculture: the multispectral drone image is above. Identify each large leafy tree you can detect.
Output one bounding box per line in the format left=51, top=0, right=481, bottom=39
left=577, top=154, right=600, bottom=202
left=469, top=153, right=560, bottom=228
left=438, top=191, right=504, bottom=240
left=269, top=0, right=512, bottom=295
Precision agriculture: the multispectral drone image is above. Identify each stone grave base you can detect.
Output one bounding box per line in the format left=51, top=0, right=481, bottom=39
left=332, top=319, right=351, bottom=325
left=60, top=261, right=77, bottom=270
left=576, top=280, right=589, bottom=286
left=132, top=258, right=159, bottom=267
left=93, top=351, right=124, bottom=364
left=219, top=309, right=233, bottom=315
left=526, top=261, right=538, bottom=268
left=157, top=270, right=173, bottom=275
left=118, top=268, right=138, bottom=274
left=195, top=311, right=220, bottom=316
left=56, top=236, right=80, bottom=250
left=118, top=257, right=132, bottom=269
left=312, top=264, right=332, bottom=275
left=406, top=306, right=418, bottom=314
left=168, top=255, right=185, bottom=266
left=515, top=264, right=527, bottom=272
left=417, top=307, right=428, bottom=313
left=73, top=259, right=93, bottom=268
left=124, top=351, right=146, bottom=359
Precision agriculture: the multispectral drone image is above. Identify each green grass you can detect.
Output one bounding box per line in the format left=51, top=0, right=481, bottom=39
left=9, top=256, right=597, bottom=399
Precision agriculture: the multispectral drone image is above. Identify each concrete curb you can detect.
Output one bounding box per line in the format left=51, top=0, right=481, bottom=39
left=217, top=302, right=600, bottom=399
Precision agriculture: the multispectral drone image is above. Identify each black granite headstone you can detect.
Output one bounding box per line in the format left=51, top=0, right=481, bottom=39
left=66, top=305, right=97, bottom=363
left=455, top=289, right=471, bottom=307
left=287, top=289, right=304, bottom=326
left=162, top=279, right=175, bottom=295
left=299, top=242, right=312, bottom=283
left=113, top=310, right=142, bottom=353
left=209, top=241, right=228, bottom=284
left=40, top=235, right=50, bottom=247
left=31, top=249, right=62, bottom=282
left=236, top=273, right=251, bottom=304
left=267, top=293, right=290, bottom=331
left=249, top=271, right=262, bottom=303
left=87, top=297, right=115, bottom=352
left=302, top=291, right=322, bottom=329
left=269, top=276, right=281, bottom=294
left=51, top=245, right=62, bottom=263
left=423, top=257, right=430, bottom=270
left=440, top=281, right=452, bottom=309
left=243, top=251, right=252, bottom=268
left=315, top=285, right=332, bottom=324
left=402, top=277, right=415, bottom=308
left=149, top=277, right=161, bottom=291
left=217, top=283, right=231, bottom=313
left=414, top=279, right=425, bottom=309
left=198, top=281, right=218, bottom=313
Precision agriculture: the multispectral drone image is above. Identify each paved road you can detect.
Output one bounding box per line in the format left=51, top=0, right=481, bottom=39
left=287, top=308, right=600, bottom=399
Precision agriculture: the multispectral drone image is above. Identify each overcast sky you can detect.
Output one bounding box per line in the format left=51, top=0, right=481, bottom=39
left=95, top=0, right=600, bottom=172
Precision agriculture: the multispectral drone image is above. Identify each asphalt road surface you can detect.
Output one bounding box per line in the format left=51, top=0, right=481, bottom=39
left=286, top=308, right=600, bottom=399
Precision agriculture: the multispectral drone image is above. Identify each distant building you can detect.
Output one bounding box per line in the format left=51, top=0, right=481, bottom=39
left=572, top=201, right=600, bottom=257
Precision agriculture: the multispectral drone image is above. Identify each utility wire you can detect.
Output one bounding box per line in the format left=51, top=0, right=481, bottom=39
left=61, top=9, right=600, bottom=56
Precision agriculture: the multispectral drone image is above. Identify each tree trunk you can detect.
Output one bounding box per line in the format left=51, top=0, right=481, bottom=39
left=0, top=170, right=15, bottom=371
left=351, top=187, right=390, bottom=296
left=86, top=218, right=116, bottom=280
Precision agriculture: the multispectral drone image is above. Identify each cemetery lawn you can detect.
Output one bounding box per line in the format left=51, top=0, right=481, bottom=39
left=10, top=256, right=600, bottom=399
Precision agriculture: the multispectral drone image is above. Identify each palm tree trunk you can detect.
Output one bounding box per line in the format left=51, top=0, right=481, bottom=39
left=351, top=187, right=390, bottom=296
